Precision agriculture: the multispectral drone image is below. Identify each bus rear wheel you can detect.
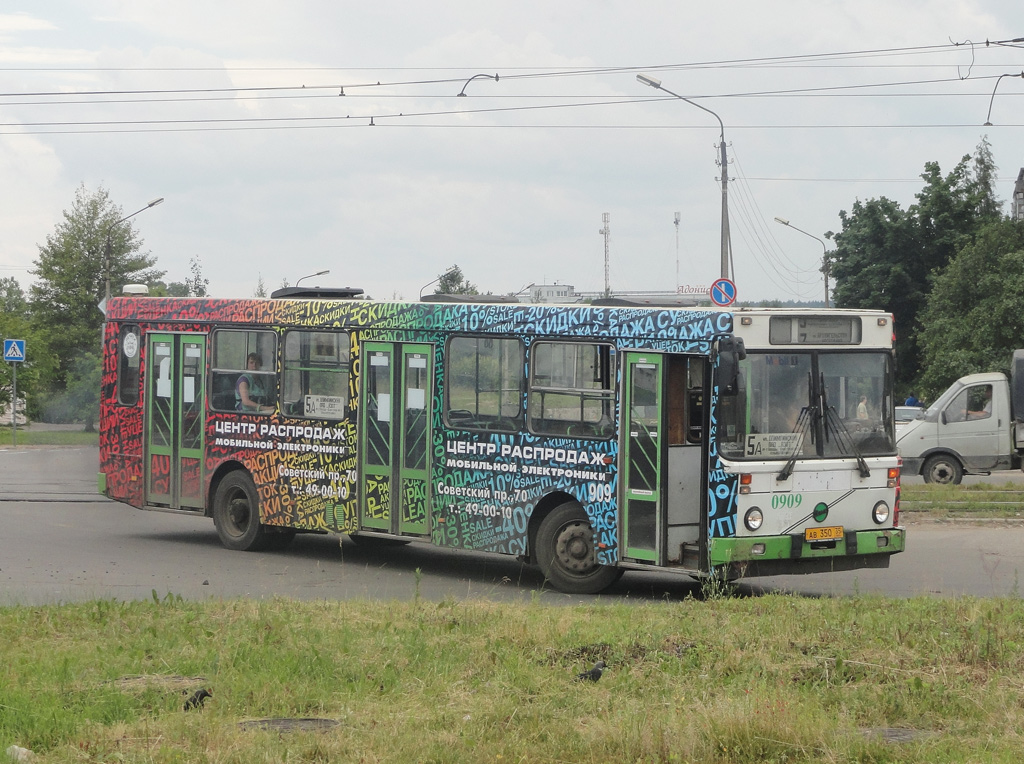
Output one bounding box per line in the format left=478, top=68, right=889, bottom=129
left=536, top=503, right=622, bottom=594
left=213, top=472, right=271, bottom=551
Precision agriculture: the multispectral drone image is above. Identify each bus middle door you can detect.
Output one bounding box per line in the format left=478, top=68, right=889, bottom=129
left=359, top=342, right=433, bottom=537
left=144, top=333, right=206, bottom=511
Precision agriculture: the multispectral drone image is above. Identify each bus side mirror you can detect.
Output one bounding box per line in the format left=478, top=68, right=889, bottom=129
left=717, top=337, right=746, bottom=396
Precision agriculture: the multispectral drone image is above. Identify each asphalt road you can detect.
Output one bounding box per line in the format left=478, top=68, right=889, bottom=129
left=2, top=446, right=1022, bottom=604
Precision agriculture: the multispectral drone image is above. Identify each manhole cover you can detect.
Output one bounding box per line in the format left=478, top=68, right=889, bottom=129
left=238, top=718, right=340, bottom=732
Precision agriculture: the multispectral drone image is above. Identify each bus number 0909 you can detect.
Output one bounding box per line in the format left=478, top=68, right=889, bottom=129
left=771, top=494, right=802, bottom=509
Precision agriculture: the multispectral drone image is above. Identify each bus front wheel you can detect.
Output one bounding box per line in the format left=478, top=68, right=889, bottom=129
left=536, top=503, right=622, bottom=594
left=213, top=472, right=270, bottom=551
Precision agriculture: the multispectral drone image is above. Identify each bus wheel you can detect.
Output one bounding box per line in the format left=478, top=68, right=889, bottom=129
left=213, top=472, right=269, bottom=551
left=536, top=503, right=622, bottom=594
left=922, top=454, right=963, bottom=485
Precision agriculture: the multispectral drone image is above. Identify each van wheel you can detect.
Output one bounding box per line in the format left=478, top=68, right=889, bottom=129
left=213, top=472, right=270, bottom=551
left=536, top=502, right=623, bottom=594
left=922, top=455, right=963, bottom=485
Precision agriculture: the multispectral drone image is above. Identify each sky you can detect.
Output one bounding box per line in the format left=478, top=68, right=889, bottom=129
left=0, top=1, right=1021, bottom=305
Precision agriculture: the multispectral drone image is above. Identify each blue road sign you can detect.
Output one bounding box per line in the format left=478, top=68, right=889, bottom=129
left=4, top=339, right=25, bottom=363
left=709, top=278, right=737, bottom=307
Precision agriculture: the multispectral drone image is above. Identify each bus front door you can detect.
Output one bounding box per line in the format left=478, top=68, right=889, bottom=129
left=359, top=342, right=433, bottom=537
left=144, top=333, right=206, bottom=511
left=622, top=353, right=664, bottom=563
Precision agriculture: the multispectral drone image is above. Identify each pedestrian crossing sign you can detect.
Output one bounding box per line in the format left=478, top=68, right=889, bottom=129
left=3, top=339, right=25, bottom=363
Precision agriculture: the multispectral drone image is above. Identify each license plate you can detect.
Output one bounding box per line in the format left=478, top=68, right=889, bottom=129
left=805, top=525, right=844, bottom=542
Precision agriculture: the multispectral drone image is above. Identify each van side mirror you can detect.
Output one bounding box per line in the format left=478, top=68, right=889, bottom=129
left=717, top=337, right=746, bottom=396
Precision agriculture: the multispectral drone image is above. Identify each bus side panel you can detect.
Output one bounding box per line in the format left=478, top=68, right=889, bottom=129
left=204, top=411, right=360, bottom=533
left=99, top=321, right=145, bottom=508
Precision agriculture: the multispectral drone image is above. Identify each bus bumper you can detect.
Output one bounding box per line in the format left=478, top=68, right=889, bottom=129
left=709, top=527, right=906, bottom=578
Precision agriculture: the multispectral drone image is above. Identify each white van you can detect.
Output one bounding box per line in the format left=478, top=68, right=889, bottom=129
left=897, top=362, right=1024, bottom=484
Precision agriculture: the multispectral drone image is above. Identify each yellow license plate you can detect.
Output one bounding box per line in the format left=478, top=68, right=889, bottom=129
left=805, top=526, right=844, bottom=542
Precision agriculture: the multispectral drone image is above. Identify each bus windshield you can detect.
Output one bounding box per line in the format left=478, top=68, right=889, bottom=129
left=717, top=351, right=894, bottom=460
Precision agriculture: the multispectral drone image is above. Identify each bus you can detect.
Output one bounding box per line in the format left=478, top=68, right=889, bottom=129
left=98, top=289, right=905, bottom=594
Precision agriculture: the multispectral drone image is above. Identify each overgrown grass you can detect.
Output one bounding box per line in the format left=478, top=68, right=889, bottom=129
left=2, top=594, right=1024, bottom=762
left=0, top=426, right=98, bottom=448
left=901, top=482, right=1024, bottom=520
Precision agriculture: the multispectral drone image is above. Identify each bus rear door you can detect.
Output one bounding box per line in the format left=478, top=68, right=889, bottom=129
left=144, top=333, right=206, bottom=511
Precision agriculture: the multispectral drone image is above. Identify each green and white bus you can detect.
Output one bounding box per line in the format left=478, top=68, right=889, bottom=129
left=99, top=289, right=904, bottom=593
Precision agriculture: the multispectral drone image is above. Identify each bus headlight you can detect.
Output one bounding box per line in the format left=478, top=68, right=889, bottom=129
left=744, top=507, right=764, bottom=531
left=872, top=501, right=890, bottom=525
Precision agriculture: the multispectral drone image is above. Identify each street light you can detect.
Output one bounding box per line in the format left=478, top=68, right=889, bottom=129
left=457, top=73, right=499, bottom=96
left=296, top=269, right=330, bottom=287
left=104, top=197, right=164, bottom=302
left=774, top=217, right=830, bottom=308
left=983, top=71, right=1024, bottom=125
left=637, top=73, right=731, bottom=282
left=420, top=265, right=459, bottom=298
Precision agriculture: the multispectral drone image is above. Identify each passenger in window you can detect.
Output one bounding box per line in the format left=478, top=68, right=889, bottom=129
left=856, top=396, right=869, bottom=420
left=237, top=353, right=271, bottom=413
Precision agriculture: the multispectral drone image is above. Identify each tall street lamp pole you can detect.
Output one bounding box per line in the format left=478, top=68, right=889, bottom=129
left=104, top=197, right=164, bottom=302
left=637, top=73, right=730, bottom=282
left=774, top=217, right=830, bottom=307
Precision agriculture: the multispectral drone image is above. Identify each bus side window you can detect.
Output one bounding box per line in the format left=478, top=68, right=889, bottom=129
left=528, top=341, right=615, bottom=438
left=444, top=336, right=524, bottom=431
left=117, top=325, right=142, bottom=405
left=210, top=329, right=277, bottom=413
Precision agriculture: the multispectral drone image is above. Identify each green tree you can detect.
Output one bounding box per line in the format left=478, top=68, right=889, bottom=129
left=0, top=279, right=33, bottom=420
left=29, top=185, right=164, bottom=412
left=916, top=219, right=1024, bottom=398
left=153, top=257, right=210, bottom=297
left=829, top=139, right=1000, bottom=389
left=435, top=265, right=478, bottom=295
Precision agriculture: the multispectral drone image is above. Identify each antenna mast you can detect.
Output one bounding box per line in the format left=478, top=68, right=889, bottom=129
left=674, top=211, right=681, bottom=290
left=599, top=212, right=610, bottom=298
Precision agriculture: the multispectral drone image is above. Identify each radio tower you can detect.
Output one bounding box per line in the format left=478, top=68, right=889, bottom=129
left=599, top=212, right=610, bottom=298
left=674, top=211, right=681, bottom=290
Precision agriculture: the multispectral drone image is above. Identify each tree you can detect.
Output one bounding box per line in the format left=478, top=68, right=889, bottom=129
left=254, top=274, right=268, bottom=298
left=29, top=185, right=164, bottom=406
left=152, top=257, right=210, bottom=297
left=435, top=265, right=478, bottom=295
left=829, top=139, right=1000, bottom=389
left=916, top=219, right=1024, bottom=398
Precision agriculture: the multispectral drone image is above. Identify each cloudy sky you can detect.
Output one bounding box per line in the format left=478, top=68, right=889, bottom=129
left=0, top=1, right=1021, bottom=304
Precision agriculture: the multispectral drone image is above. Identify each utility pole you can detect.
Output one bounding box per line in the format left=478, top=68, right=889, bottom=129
left=599, top=212, right=611, bottom=298
left=718, top=139, right=731, bottom=282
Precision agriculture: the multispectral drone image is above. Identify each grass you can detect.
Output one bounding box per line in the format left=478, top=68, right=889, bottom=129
left=2, top=594, right=1024, bottom=763
left=0, top=426, right=98, bottom=448
left=900, top=482, right=1024, bottom=520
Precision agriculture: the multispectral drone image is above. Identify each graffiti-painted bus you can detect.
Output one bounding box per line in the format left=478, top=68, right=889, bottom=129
left=98, top=289, right=904, bottom=593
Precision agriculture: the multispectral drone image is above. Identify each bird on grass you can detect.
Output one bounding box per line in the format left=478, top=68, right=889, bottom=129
left=183, top=688, right=213, bottom=710
left=577, top=661, right=606, bottom=682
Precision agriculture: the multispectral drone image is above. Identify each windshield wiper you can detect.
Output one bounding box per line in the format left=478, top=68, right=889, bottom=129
left=777, top=405, right=814, bottom=482
left=823, top=404, right=871, bottom=478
